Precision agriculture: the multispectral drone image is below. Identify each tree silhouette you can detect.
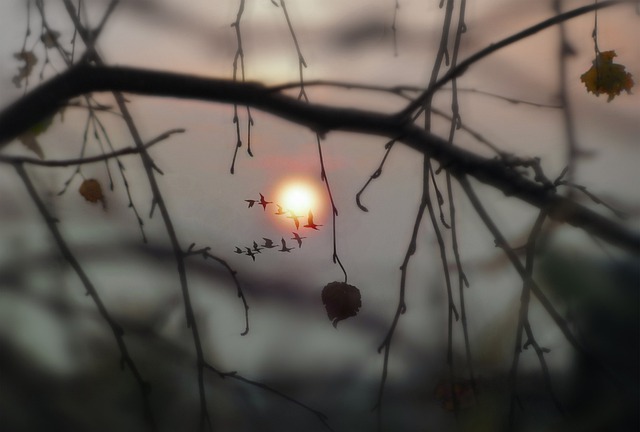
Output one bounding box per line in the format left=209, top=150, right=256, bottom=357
left=0, top=1, right=638, bottom=431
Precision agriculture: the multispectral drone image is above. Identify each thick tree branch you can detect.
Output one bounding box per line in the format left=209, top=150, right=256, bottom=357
left=0, top=64, right=637, bottom=253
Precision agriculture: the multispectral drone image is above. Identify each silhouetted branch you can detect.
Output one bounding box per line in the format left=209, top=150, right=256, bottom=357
left=275, top=0, right=348, bottom=281
left=185, top=243, right=250, bottom=336
left=508, top=209, right=551, bottom=427
left=374, top=182, right=426, bottom=422
left=229, top=0, right=255, bottom=174
left=13, top=162, right=156, bottom=432
left=557, top=179, right=628, bottom=219
left=58, top=3, right=213, bottom=429
left=204, top=362, right=334, bottom=431
left=553, top=0, right=580, bottom=187
left=0, top=128, right=183, bottom=166
left=398, top=0, right=632, bottom=119
left=0, top=64, right=638, bottom=253
left=458, top=175, right=630, bottom=397
left=270, top=80, right=563, bottom=108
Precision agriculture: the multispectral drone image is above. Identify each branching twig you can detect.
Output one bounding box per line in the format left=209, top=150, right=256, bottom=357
left=399, top=0, right=631, bottom=119
left=59, top=2, right=213, bottom=429
left=457, top=174, right=629, bottom=397
left=270, top=80, right=563, bottom=109
left=277, top=0, right=348, bottom=282
left=204, top=362, right=334, bottom=431
left=444, top=0, right=477, bottom=404
left=279, top=0, right=308, bottom=101
left=508, top=209, right=550, bottom=427
left=374, top=180, right=427, bottom=424
left=553, top=0, right=579, bottom=189
left=185, top=243, right=250, bottom=336
left=557, top=180, right=628, bottom=219
left=229, top=0, right=255, bottom=174
left=14, top=162, right=156, bottom=431
left=355, top=136, right=399, bottom=213
left=0, top=64, right=638, bottom=253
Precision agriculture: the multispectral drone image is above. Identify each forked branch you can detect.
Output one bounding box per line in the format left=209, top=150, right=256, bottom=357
left=0, top=64, right=637, bottom=253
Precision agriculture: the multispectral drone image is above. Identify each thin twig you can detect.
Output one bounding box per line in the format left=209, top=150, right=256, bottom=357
left=421, top=0, right=459, bottom=417
left=14, top=162, right=156, bottom=431
left=399, top=0, right=631, bottom=119
left=1, top=69, right=638, bottom=253
left=444, top=0, right=477, bottom=402
left=277, top=0, right=348, bottom=281
left=0, top=128, right=183, bottom=167
left=457, top=175, right=629, bottom=396
left=229, top=0, right=255, bottom=174
left=374, top=183, right=427, bottom=426
left=279, top=0, right=308, bottom=101
left=185, top=244, right=250, bottom=336
left=59, top=2, right=212, bottom=429
left=204, top=362, right=334, bottom=431
left=508, top=209, right=547, bottom=427
left=553, top=0, right=579, bottom=190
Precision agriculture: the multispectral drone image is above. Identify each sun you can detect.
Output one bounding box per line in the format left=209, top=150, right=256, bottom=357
left=277, top=181, right=319, bottom=216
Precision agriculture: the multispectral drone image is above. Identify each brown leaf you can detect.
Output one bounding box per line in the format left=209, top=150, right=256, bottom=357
left=321, top=281, right=361, bottom=327
left=12, top=50, right=37, bottom=88
left=41, top=30, right=60, bottom=49
left=79, top=179, right=106, bottom=208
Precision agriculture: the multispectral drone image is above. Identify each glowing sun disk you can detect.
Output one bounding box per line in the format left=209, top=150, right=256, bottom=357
left=280, top=183, right=316, bottom=215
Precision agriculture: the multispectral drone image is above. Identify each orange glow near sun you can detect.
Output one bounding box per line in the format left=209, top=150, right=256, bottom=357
left=277, top=181, right=320, bottom=217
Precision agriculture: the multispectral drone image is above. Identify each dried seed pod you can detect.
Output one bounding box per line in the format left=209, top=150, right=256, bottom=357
left=321, top=281, right=361, bottom=328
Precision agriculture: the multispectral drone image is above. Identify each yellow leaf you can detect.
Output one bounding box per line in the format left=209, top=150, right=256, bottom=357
left=79, top=179, right=106, bottom=208
left=580, top=50, right=634, bottom=102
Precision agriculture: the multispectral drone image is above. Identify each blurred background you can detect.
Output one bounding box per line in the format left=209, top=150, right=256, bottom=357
left=0, top=0, right=638, bottom=431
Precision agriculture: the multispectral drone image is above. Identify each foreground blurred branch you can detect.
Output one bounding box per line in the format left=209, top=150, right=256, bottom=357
left=1, top=64, right=637, bottom=253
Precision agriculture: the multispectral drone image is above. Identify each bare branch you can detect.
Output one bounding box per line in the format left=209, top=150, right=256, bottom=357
left=13, top=162, right=156, bottom=431
left=204, top=362, right=334, bottom=431
left=399, top=0, right=632, bottom=119
left=0, top=128, right=184, bottom=167
left=0, top=65, right=637, bottom=253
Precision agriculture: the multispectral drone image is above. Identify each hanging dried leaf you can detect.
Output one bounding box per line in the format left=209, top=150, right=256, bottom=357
left=12, top=50, right=37, bottom=88
left=40, top=30, right=60, bottom=49
left=580, top=50, right=634, bottom=102
left=321, top=281, right=361, bottom=327
left=79, top=179, right=105, bottom=208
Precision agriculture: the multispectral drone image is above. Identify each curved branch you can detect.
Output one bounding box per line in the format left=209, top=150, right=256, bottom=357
left=398, top=0, right=633, bottom=118
left=0, top=65, right=637, bottom=253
